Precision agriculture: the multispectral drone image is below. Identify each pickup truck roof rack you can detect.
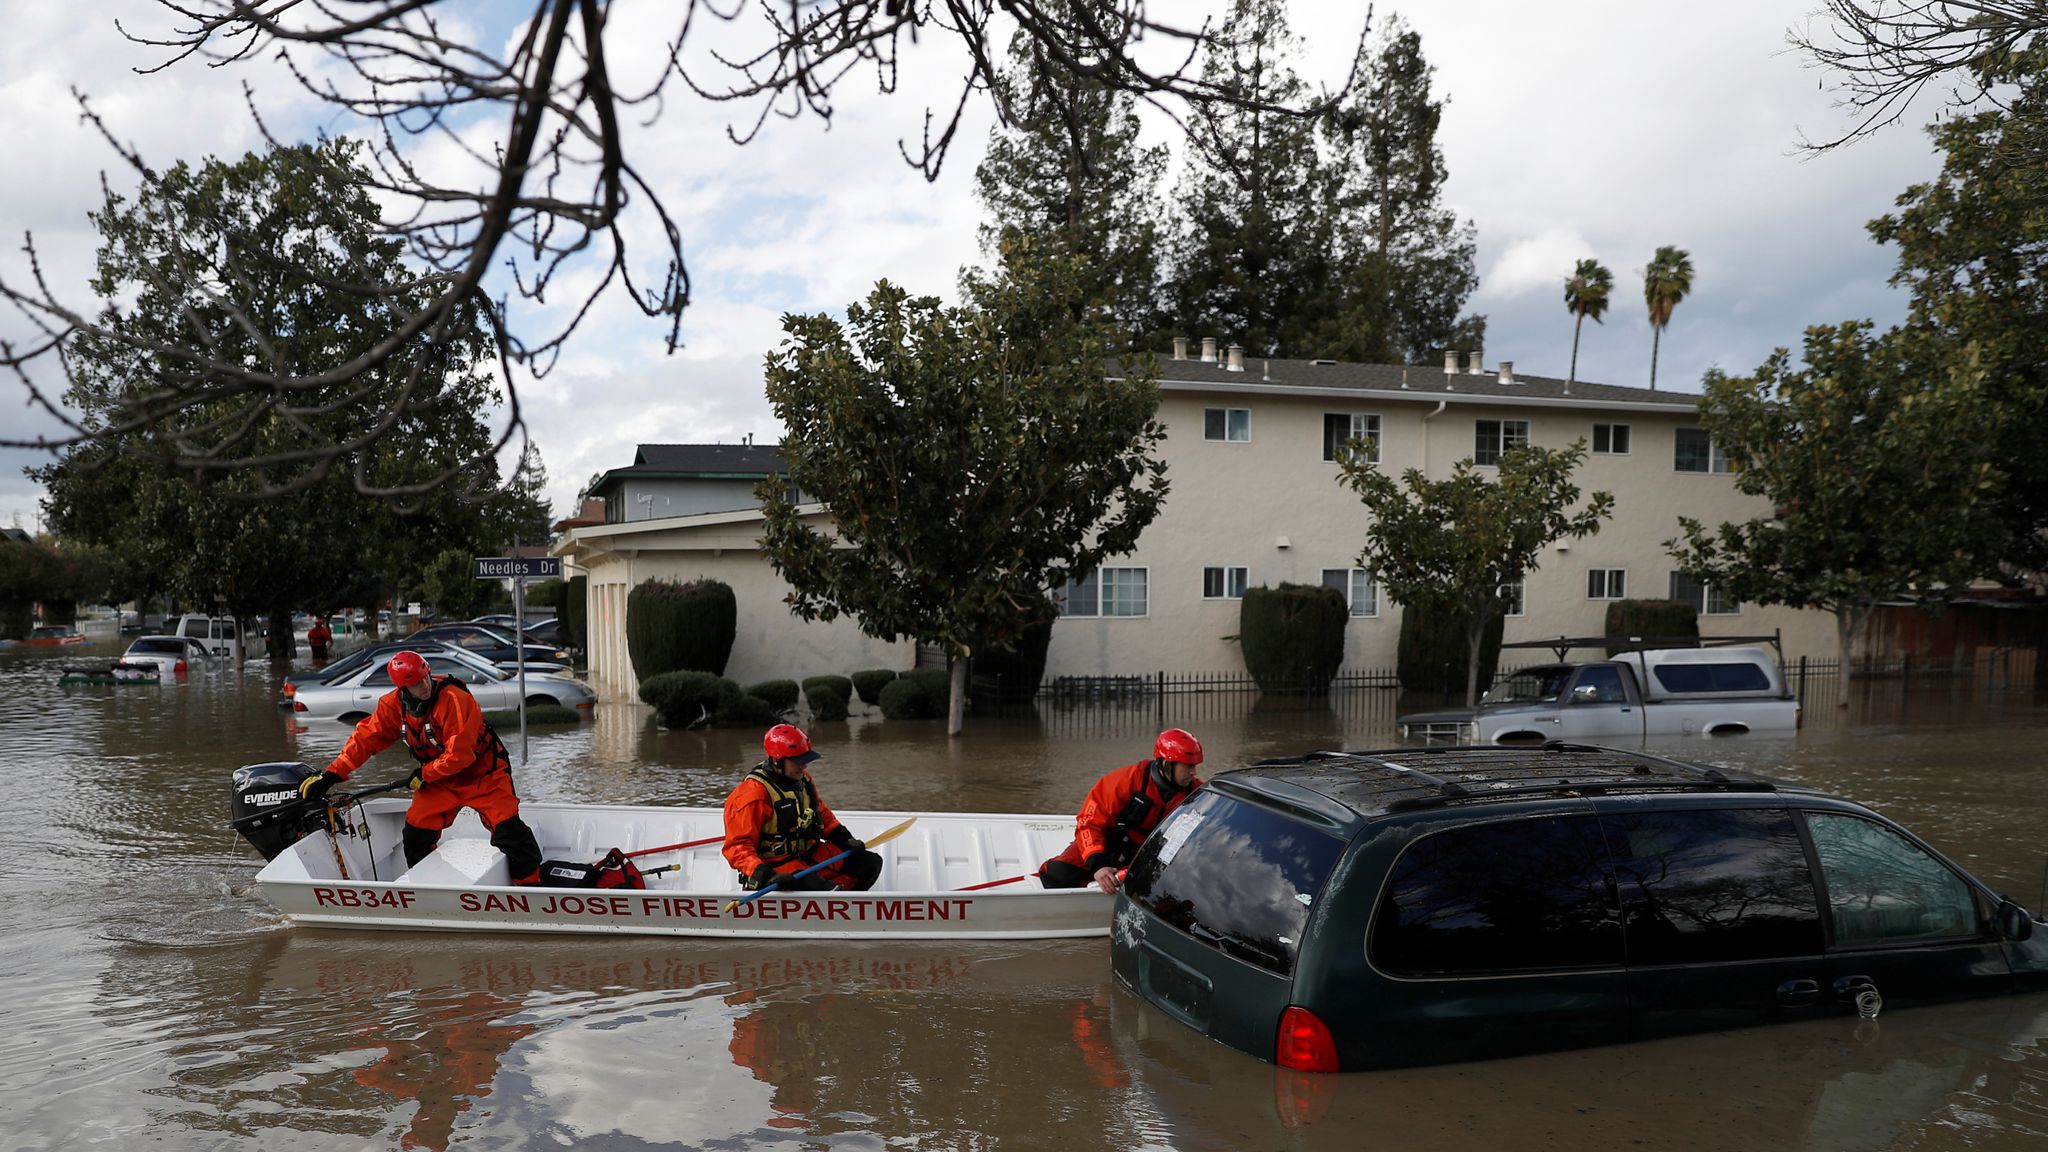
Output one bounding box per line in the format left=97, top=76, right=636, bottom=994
left=1501, top=630, right=1785, bottom=663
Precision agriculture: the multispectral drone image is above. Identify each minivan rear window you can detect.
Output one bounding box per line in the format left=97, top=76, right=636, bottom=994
left=1122, top=790, right=1346, bottom=977
left=129, top=638, right=183, bottom=654
left=1650, top=662, right=1771, bottom=693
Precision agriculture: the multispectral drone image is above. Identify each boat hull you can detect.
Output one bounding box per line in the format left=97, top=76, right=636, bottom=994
left=252, top=799, right=1107, bottom=939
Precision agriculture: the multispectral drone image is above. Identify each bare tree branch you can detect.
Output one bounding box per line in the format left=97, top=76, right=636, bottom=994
left=1793, top=1, right=2048, bottom=150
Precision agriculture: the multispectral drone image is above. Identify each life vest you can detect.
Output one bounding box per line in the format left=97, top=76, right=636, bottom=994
left=1106, top=761, right=1190, bottom=867
left=400, top=677, right=510, bottom=776
left=746, top=763, right=823, bottom=862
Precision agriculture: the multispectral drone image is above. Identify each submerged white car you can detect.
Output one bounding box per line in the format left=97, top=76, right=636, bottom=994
left=287, top=648, right=595, bottom=722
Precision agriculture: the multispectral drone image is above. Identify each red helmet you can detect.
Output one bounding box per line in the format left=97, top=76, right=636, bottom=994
left=764, top=723, right=819, bottom=764
left=1154, top=728, right=1204, bottom=766
left=387, top=650, right=431, bottom=688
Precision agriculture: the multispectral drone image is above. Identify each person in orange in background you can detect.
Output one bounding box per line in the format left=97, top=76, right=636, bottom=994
left=307, top=615, right=333, bottom=661
left=1037, top=728, right=1205, bottom=893
left=724, top=724, right=882, bottom=892
left=297, top=650, right=544, bottom=884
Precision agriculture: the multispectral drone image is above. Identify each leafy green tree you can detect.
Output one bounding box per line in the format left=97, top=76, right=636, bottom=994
left=1665, top=322, right=2004, bottom=707
left=974, top=2, right=1168, bottom=339
left=421, top=548, right=501, bottom=622
left=1643, top=245, right=1695, bottom=390
left=30, top=141, right=508, bottom=656
left=1564, top=258, right=1614, bottom=385
left=1167, top=0, right=1338, bottom=358
left=759, top=238, right=1170, bottom=734
left=1313, top=17, right=1481, bottom=363
left=1340, top=442, right=1614, bottom=705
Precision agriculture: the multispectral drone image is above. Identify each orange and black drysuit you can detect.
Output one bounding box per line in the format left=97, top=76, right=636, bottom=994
left=327, top=675, right=543, bottom=883
left=722, top=763, right=881, bottom=891
left=307, top=620, right=332, bottom=659
left=1038, top=760, right=1203, bottom=888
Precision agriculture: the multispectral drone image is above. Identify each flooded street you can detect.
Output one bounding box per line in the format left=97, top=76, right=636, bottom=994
left=3, top=641, right=2047, bottom=1150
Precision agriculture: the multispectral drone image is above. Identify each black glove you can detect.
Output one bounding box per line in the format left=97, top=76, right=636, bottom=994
left=749, top=863, right=778, bottom=889
left=828, top=826, right=864, bottom=852
left=299, top=770, right=345, bottom=801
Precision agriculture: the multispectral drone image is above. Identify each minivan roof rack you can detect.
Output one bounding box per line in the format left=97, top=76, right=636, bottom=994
left=1500, top=630, right=1784, bottom=662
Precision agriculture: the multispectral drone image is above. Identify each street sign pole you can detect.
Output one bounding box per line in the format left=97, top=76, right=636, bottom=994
left=474, top=555, right=562, bottom=768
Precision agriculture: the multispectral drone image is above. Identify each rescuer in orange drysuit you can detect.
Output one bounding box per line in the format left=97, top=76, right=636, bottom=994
left=298, top=650, right=543, bottom=884
left=723, top=724, right=882, bottom=892
left=1037, top=728, right=1205, bottom=893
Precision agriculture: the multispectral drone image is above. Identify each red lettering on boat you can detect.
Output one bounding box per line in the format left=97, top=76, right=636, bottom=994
left=800, top=901, right=825, bottom=921
left=314, top=888, right=338, bottom=907
left=825, top=901, right=850, bottom=921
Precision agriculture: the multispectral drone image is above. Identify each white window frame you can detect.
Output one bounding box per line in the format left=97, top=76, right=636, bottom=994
left=1587, top=569, right=1627, bottom=600
left=1061, top=566, right=1149, bottom=618
left=1592, top=423, right=1631, bottom=455
left=1322, top=412, right=1382, bottom=465
left=1202, top=565, right=1250, bottom=600
left=1474, top=419, right=1530, bottom=466
left=1674, top=427, right=1733, bottom=473
left=1669, top=572, right=1740, bottom=616
left=1498, top=577, right=1526, bottom=617
left=1204, top=407, right=1251, bottom=443
left=1320, top=568, right=1379, bottom=617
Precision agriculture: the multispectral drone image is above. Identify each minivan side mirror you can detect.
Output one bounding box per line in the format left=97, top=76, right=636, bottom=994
left=1996, top=900, right=2035, bottom=942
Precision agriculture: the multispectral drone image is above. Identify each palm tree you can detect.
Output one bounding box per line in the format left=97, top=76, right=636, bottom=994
left=1643, top=245, right=1694, bottom=390
left=1563, top=258, right=1613, bottom=386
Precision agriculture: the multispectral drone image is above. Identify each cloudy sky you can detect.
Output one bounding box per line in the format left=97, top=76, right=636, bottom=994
left=0, top=1, right=1944, bottom=528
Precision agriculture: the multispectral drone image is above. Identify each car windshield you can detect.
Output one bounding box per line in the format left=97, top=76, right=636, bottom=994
left=1482, top=667, right=1573, bottom=705
left=127, top=638, right=184, bottom=654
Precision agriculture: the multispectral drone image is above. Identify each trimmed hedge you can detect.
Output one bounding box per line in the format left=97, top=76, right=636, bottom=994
left=807, top=684, right=849, bottom=722
left=563, top=575, right=588, bottom=652
left=1239, top=583, right=1349, bottom=694
left=973, top=616, right=1054, bottom=703
left=481, top=705, right=585, bottom=728
left=801, top=674, right=852, bottom=702
left=879, top=668, right=951, bottom=720
left=1603, top=599, right=1701, bottom=654
left=1397, top=604, right=1506, bottom=696
left=746, top=679, right=801, bottom=713
left=638, top=669, right=724, bottom=728
left=850, top=668, right=897, bottom=706
left=626, top=577, right=735, bottom=681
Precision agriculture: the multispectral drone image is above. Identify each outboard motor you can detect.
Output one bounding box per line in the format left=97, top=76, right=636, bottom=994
left=230, top=762, right=323, bottom=860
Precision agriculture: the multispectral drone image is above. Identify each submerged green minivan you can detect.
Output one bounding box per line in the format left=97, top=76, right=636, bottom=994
left=1110, top=743, right=2048, bottom=1072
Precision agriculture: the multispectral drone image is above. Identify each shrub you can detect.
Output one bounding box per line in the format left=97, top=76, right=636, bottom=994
left=1239, top=583, right=1349, bottom=694
left=638, top=669, right=724, bottom=728
left=1397, top=604, right=1507, bottom=696
left=972, top=615, right=1054, bottom=704
left=879, top=669, right=950, bottom=720
left=746, top=679, right=801, bottom=713
left=562, top=575, right=588, bottom=652
left=850, top=668, right=897, bottom=706
left=714, top=692, right=780, bottom=728
left=807, top=684, right=849, bottom=722
left=1603, top=599, right=1701, bottom=654
left=482, top=705, right=585, bottom=728
left=626, top=577, right=736, bottom=680
left=525, top=579, right=567, bottom=610
left=801, top=674, right=853, bottom=702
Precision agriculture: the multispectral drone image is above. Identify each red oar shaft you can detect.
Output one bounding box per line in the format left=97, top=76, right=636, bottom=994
left=956, top=874, right=1030, bottom=891
left=623, top=834, right=722, bottom=859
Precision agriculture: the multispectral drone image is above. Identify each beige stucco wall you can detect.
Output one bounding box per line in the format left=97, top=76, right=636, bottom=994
left=1041, top=385, right=1835, bottom=675
left=562, top=511, right=914, bottom=701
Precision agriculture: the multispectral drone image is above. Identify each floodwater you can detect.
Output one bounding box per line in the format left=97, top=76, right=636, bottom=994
left=3, top=640, right=2047, bottom=1151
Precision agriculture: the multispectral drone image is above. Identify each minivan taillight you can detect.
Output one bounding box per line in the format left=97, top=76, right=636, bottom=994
left=1275, top=1006, right=1339, bottom=1073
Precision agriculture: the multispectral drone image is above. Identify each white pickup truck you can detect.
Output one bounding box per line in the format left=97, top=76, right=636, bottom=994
left=1398, top=640, right=1800, bottom=745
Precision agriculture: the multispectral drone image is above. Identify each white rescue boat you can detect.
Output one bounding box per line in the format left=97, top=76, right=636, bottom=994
left=231, top=763, right=1107, bottom=939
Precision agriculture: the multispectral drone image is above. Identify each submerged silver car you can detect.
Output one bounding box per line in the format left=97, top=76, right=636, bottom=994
left=288, top=647, right=595, bottom=722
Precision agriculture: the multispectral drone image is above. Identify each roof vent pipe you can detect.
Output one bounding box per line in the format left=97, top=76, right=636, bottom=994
left=1201, top=337, right=1218, bottom=363
left=1172, top=336, right=1188, bottom=361
left=1444, top=349, right=1459, bottom=375
left=1226, top=344, right=1245, bottom=372
left=1467, top=350, right=1485, bottom=375
left=1498, top=361, right=1515, bottom=385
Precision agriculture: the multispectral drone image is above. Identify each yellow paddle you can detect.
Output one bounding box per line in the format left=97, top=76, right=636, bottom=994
left=724, top=817, right=917, bottom=912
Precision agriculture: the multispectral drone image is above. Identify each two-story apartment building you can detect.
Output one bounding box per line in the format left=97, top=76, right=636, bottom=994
left=555, top=348, right=1832, bottom=701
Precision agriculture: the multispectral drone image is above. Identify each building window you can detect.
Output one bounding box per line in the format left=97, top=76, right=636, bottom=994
left=1061, top=567, right=1149, bottom=617
left=1202, top=566, right=1249, bottom=600
left=1592, top=423, right=1631, bottom=454
left=1204, top=408, right=1251, bottom=443
left=1587, top=569, right=1627, bottom=599
left=1669, top=572, right=1739, bottom=615
left=1474, top=419, right=1530, bottom=466
left=1323, top=413, right=1381, bottom=464
left=1320, top=568, right=1379, bottom=616
left=1499, top=577, right=1526, bottom=617
left=1674, top=427, right=1733, bottom=473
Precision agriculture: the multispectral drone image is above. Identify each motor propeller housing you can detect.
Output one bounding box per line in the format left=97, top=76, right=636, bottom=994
left=230, top=762, right=323, bottom=860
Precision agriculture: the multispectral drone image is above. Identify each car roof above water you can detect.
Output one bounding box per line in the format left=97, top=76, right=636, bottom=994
left=1215, top=743, right=1813, bottom=831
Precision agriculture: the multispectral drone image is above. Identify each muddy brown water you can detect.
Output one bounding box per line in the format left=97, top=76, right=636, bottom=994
left=3, top=641, right=2047, bottom=1150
